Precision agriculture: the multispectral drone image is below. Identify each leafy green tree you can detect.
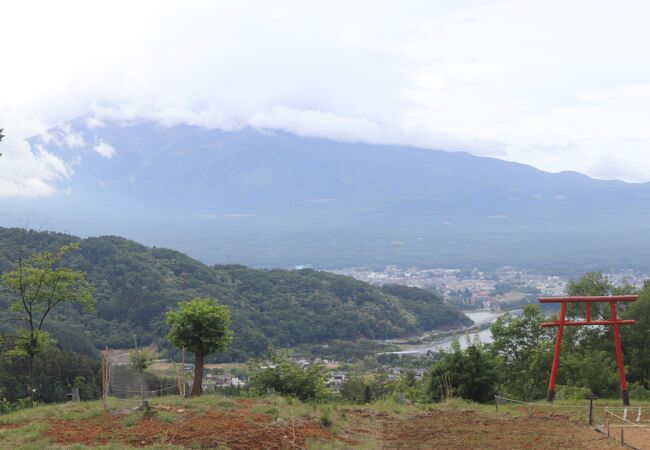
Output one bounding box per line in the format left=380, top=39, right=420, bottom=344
left=339, top=372, right=366, bottom=403
left=563, top=272, right=637, bottom=390
left=623, top=285, right=650, bottom=384
left=566, top=271, right=613, bottom=320
left=428, top=340, right=499, bottom=403
left=490, top=305, right=553, bottom=400
left=559, top=351, right=619, bottom=397
left=248, top=349, right=329, bottom=401
left=128, top=339, right=155, bottom=401
left=165, top=297, right=233, bottom=396
left=567, top=271, right=612, bottom=297
left=1, top=243, right=94, bottom=406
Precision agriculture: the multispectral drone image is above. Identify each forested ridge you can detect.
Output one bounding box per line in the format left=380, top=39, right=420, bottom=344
left=0, top=227, right=469, bottom=362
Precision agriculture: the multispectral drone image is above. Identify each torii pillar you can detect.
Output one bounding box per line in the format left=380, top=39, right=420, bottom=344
left=539, top=295, right=637, bottom=406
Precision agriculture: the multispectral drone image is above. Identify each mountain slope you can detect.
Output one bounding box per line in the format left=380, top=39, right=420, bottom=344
left=0, top=227, right=470, bottom=361
left=3, top=116, right=650, bottom=271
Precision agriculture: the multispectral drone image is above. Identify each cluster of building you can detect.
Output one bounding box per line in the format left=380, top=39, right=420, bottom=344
left=330, top=266, right=649, bottom=310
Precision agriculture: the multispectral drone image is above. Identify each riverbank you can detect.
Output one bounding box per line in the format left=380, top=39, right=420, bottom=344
left=391, top=309, right=521, bottom=355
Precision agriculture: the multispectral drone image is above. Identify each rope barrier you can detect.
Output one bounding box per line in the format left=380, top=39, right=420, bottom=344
left=495, top=395, right=650, bottom=412
left=109, top=385, right=180, bottom=394
left=606, top=409, right=650, bottom=432
left=495, top=395, right=588, bottom=409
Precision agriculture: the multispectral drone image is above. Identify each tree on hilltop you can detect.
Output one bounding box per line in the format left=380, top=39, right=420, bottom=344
left=166, top=297, right=233, bottom=396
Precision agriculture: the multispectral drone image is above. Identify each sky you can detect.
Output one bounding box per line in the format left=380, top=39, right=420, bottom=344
left=2, top=0, right=650, bottom=196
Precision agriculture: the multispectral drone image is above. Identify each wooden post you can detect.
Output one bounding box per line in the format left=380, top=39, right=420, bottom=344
left=181, top=348, right=187, bottom=398
left=495, top=396, right=498, bottom=412
left=620, top=425, right=624, bottom=444
left=587, top=393, right=597, bottom=425
left=102, top=347, right=109, bottom=411
left=101, top=349, right=105, bottom=410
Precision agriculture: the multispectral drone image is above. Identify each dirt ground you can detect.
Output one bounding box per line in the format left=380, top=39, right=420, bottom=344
left=47, top=402, right=336, bottom=449
left=372, top=409, right=624, bottom=450
left=38, top=399, right=632, bottom=449
left=606, top=424, right=650, bottom=450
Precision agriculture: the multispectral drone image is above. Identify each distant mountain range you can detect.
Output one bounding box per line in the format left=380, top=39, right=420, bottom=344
left=2, top=116, right=650, bottom=272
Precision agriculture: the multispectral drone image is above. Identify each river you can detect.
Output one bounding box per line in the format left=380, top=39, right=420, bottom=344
left=393, top=309, right=520, bottom=355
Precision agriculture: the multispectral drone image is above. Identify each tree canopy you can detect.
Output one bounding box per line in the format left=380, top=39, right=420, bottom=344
left=166, top=297, right=233, bottom=396
left=1, top=242, right=94, bottom=405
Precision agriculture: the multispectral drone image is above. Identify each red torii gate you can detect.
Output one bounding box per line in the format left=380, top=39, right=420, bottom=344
left=538, top=295, right=637, bottom=406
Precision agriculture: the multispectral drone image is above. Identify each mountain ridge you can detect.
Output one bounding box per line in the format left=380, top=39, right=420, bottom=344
left=1, top=116, right=649, bottom=272
left=0, top=226, right=470, bottom=361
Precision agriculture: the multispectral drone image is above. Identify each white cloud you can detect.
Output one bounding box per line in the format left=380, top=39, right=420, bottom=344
left=93, top=141, right=117, bottom=159
left=85, top=116, right=105, bottom=129
left=2, top=0, right=650, bottom=192
left=58, top=124, right=86, bottom=148
left=250, top=107, right=384, bottom=144
left=0, top=139, right=70, bottom=197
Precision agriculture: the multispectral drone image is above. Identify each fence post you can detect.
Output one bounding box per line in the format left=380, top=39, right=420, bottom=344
left=586, top=393, right=598, bottom=425
left=620, top=425, right=624, bottom=444
left=495, top=396, right=498, bottom=412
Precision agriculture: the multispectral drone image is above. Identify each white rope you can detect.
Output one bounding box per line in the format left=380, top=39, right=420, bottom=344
left=606, top=410, right=650, bottom=432
left=496, top=395, right=650, bottom=412
left=495, top=395, right=588, bottom=409
left=110, top=385, right=179, bottom=394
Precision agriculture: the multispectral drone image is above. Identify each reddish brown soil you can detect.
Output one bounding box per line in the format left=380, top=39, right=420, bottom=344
left=607, top=425, right=650, bottom=450
left=44, top=401, right=629, bottom=449
left=0, top=422, right=29, bottom=430
left=343, top=408, right=624, bottom=450
left=47, top=403, right=335, bottom=449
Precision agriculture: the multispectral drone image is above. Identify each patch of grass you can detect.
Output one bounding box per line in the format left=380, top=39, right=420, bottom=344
left=0, top=422, right=51, bottom=450
left=319, top=408, right=333, bottom=428
left=122, top=413, right=143, bottom=427
left=156, top=411, right=177, bottom=423
left=264, top=407, right=280, bottom=418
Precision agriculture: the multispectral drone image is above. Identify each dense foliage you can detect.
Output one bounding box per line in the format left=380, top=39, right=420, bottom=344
left=166, top=297, right=233, bottom=396
left=0, top=227, right=469, bottom=363
left=428, top=341, right=500, bottom=403
left=0, top=342, right=101, bottom=407
left=248, top=350, right=329, bottom=401
left=1, top=243, right=95, bottom=405
left=422, top=273, right=650, bottom=404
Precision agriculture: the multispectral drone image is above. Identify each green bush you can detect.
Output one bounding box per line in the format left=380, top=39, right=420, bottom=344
left=319, top=409, right=333, bottom=428
left=248, top=350, right=329, bottom=401
left=629, top=383, right=650, bottom=401
left=428, top=341, right=499, bottom=403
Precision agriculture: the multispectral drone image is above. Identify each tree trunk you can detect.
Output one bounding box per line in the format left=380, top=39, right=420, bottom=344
left=28, top=354, right=34, bottom=408
left=191, top=351, right=204, bottom=397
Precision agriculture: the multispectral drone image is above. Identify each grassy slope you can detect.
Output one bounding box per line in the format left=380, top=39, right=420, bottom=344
left=0, top=395, right=635, bottom=449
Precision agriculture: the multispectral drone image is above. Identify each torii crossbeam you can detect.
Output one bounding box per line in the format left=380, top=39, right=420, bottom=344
left=538, top=295, right=637, bottom=405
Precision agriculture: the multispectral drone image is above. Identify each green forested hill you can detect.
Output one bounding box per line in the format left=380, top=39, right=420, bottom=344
left=0, top=227, right=470, bottom=361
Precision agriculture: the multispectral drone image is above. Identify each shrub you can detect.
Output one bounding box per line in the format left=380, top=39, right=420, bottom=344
left=248, top=350, right=330, bottom=401
left=319, top=409, right=333, bottom=428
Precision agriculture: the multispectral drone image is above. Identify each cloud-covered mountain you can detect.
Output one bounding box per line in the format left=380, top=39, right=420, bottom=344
left=2, top=116, right=650, bottom=273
